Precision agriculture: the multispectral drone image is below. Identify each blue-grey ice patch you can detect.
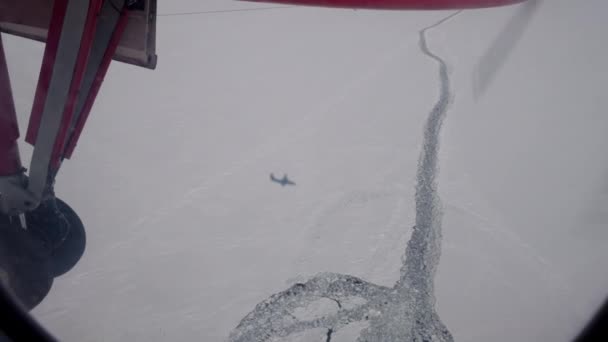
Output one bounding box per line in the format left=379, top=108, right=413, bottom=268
left=229, top=11, right=461, bottom=342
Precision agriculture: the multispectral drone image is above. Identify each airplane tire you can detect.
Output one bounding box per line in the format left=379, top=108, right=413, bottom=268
left=26, top=198, right=86, bottom=278
left=0, top=219, right=53, bottom=310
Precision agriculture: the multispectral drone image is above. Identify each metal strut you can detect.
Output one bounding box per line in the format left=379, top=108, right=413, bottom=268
left=0, top=34, right=31, bottom=216
left=0, top=0, right=129, bottom=215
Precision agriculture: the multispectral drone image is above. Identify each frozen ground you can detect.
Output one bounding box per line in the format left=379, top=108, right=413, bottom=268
left=4, top=0, right=608, bottom=341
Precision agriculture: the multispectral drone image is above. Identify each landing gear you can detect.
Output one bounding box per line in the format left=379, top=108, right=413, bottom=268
left=0, top=197, right=85, bottom=309
left=1, top=0, right=155, bottom=319
left=0, top=216, right=52, bottom=310
left=0, top=0, right=126, bottom=310
left=27, top=198, right=86, bottom=277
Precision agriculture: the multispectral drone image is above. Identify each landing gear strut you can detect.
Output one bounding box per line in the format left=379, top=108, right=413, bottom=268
left=0, top=0, right=130, bottom=309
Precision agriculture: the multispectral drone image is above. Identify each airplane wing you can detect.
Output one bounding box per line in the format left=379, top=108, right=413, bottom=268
left=270, top=174, right=282, bottom=184
left=240, top=0, right=528, bottom=10
left=0, top=0, right=157, bottom=69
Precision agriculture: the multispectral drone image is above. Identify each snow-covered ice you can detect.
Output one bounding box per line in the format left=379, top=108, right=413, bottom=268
left=3, top=0, right=608, bottom=341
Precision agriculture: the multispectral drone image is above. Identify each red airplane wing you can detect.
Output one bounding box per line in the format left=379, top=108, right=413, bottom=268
left=0, top=0, right=157, bottom=69
left=242, top=0, right=527, bottom=9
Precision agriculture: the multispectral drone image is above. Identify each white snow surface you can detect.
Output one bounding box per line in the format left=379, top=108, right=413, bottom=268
left=4, top=0, right=608, bottom=341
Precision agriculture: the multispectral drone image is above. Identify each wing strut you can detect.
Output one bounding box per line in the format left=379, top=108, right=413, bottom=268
left=0, top=0, right=129, bottom=215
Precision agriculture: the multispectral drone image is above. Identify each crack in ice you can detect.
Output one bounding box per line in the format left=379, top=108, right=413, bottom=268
left=229, top=11, right=461, bottom=342
left=326, top=328, right=334, bottom=342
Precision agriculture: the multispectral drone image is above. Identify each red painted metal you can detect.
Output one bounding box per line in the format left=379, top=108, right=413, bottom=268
left=25, top=0, right=104, bottom=169
left=0, top=34, right=22, bottom=176
left=25, top=0, right=69, bottom=146
left=243, top=0, right=527, bottom=9
left=1, top=0, right=158, bottom=69
left=64, top=9, right=130, bottom=159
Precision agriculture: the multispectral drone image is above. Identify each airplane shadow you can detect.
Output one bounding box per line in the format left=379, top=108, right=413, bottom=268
left=270, top=173, right=296, bottom=187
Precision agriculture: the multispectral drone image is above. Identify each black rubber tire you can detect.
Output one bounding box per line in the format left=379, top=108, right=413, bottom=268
left=26, top=198, right=86, bottom=278
left=0, top=220, right=53, bottom=310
